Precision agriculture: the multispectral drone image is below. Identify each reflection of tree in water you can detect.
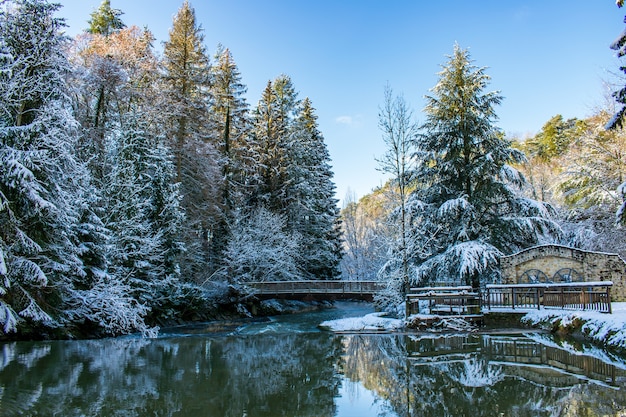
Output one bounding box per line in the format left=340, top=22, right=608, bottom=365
left=211, top=333, right=342, bottom=416
left=2, top=333, right=625, bottom=416
left=0, top=333, right=342, bottom=416
left=340, top=334, right=626, bottom=417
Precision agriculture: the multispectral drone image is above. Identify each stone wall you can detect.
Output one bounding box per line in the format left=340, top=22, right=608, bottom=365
left=500, top=245, right=626, bottom=302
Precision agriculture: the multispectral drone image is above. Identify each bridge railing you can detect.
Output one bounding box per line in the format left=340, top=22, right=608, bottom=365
left=406, top=286, right=481, bottom=316
left=247, top=280, right=385, bottom=295
left=483, top=281, right=613, bottom=313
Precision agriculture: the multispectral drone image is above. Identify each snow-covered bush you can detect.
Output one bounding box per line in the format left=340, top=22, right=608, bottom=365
left=223, top=207, right=303, bottom=285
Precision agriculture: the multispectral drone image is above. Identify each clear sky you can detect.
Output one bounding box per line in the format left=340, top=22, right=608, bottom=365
left=55, top=0, right=625, bottom=205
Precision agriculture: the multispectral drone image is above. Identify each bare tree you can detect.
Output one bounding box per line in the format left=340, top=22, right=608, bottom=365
left=376, top=84, right=418, bottom=293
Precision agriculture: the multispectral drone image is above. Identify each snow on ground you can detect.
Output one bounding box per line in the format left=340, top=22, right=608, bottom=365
left=521, top=302, right=626, bottom=350
left=319, top=312, right=403, bottom=332
left=319, top=303, right=626, bottom=349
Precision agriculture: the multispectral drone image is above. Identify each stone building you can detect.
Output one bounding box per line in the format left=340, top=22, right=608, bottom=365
left=499, top=245, right=626, bottom=302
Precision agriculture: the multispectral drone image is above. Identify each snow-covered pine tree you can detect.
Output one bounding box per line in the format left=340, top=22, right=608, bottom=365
left=286, top=98, right=342, bottom=279
left=86, top=0, right=125, bottom=36
left=209, top=45, right=252, bottom=255
left=210, top=45, right=251, bottom=189
left=0, top=0, right=150, bottom=337
left=250, top=75, right=298, bottom=212
left=162, top=0, right=222, bottom=281
left=397, top=45, right=559, bottom=290
left=103, top=111, right=184, bottom=317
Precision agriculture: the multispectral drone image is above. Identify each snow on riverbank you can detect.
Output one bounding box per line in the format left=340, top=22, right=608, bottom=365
left=319, top=312, right=403, bottom=332
left=521, top=302, right=626, bottom=350
left=320, top=303, right=626, bottom=348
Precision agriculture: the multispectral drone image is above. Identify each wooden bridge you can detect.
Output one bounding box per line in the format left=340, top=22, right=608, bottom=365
left=247, top=280, right=385, bottom=301
left=246, top=280, right=614, bottom=315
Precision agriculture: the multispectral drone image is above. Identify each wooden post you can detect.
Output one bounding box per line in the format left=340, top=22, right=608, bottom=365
left=512, top=287, right=516, bottom=310
left=487, top=287, right=491, bottom=310
left=536, top=287, right=540, bottom=310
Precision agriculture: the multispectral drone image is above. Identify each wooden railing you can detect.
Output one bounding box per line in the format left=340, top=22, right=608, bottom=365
left=483, top=282, right=613, bottom=313
left=484, top=335, right=624, bottom=385
left=406, top=286, right=481, bottom=316
left=247, top=280, right=385, bottom=296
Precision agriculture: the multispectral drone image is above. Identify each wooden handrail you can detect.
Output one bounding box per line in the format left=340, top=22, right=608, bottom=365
left=246, top=280, right=385, bottom=295
left=484, top=282, right=613, bottom=313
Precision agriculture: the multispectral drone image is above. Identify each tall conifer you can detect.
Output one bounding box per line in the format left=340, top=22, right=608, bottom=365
left=162, top=1, right=221, bottom=280
left=0, top=0, right=147, bottom=336
left=396, top=45, right=559, bottom=290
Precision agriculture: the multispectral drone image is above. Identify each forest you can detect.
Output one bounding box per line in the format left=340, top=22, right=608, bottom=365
left=1, top=0, right=626, bottom=339
left=0, top=0, right=341, bottom=338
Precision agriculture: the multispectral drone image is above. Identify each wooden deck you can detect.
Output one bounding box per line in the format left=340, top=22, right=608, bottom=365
left=406, top=286, right=481, bottom=317
left=405, top=282, right=613, bottom=319
left=483, top=281, right=613, bottom=313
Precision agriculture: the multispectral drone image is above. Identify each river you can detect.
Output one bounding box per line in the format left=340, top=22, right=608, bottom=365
left=0, top=302, right=625, bottom=416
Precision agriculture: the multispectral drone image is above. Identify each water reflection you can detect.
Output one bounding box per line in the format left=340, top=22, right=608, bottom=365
left=343, top=333, right=626, bottom=416
left=0, top=333, right=342, bottom=416
left=0, top=323, right=625, bottom=416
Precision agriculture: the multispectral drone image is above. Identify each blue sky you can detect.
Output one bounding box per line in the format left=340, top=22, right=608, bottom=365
left=56, top=1, right=625, bottom=204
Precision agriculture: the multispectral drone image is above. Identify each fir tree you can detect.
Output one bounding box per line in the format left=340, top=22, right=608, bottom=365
left=251, top=75, right=298, bottom=212
left=103, top=112, right=184, bottom=314
left=394, top=45, right=559, bottom=291
left=209, top=45, right=251, bottom=254
left=87, top=0, right=125, bottom=36
left=287, top=98, right=342, bottom=279
left=0, top=0, right=148, bottom=336
left=162, top=0, right=221, bottom=281
left=162, top=0, right=212, bottom=180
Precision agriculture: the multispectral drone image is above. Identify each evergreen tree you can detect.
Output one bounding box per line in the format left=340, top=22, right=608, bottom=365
left=0, top=0, right=147, bottom=336
left=251, top=75, right=298, bottom=211
left=396, top=45, right=559, bottom=291
left=287, top=98, right=342, bottom=279
left=87, top=0, right=125, bottom=36
left=209, top=45, right=251, bottom=253
left=162, top=0, right=212, bottom=180
left=210, top=44, right=250, bottom=167
left=250, top=77, right=341, bottom=279
left=608, top=2, right=626, bottom=130
left=162, top=0, right=221, bottom=281
left=103, top=112, right=184, bottom=316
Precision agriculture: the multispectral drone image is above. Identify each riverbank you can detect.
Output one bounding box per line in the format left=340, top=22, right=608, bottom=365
left=520, top=302, right=626, bottom=353
left=320, top=302, right=626, bottom=353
